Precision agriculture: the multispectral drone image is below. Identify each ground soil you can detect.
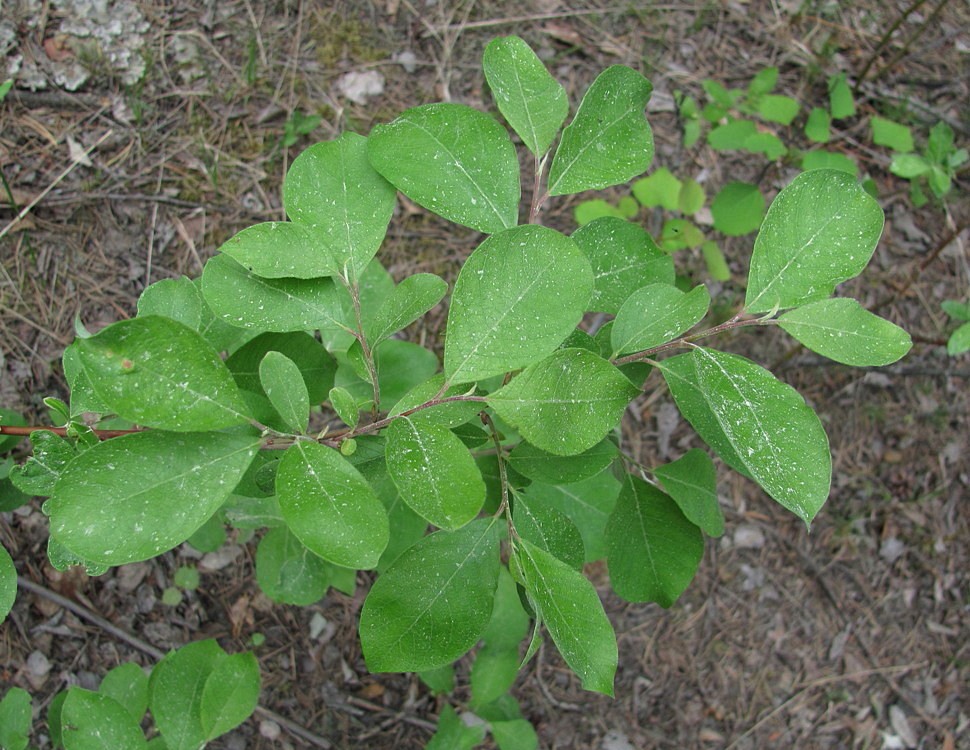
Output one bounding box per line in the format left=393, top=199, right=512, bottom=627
left=1, top=2, right=968, bottom=749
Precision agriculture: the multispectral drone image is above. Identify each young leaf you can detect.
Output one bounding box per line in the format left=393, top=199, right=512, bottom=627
left=512, top=493, right=585, bottom=570
left=747, top=66, right=778, bottom=96
left=137, top=277, right=203, bottom=330
left=9, top=430, right=77, bottom=496
left=483, top=35, right=568, bottom=156
left=778, top=298, right=912, bottom=366
left=488, top=349, right=639, bottom=456
left=491, top=719, right=539, bottom=750
left=282, top=132, right=397, bottom=281
left=745, top=169, right=884, bottom=314
left=62, top=689, right=148, bottom=750
left=653, top=448, right=724, bottom=537
left=631, top=167, right=682, bottom=210
left=828, top=72, right=855, bottom=119
left=606, top=475, right=704, bottom=606
left=802, top=150, right=858, bottom=175
left=660, top=347, right=831, bottom=525
left=710, top=182, right=765, bottom=236
left=548, top=65, right=654, bottom=196
left=512, top=538, right=617, bottom=696
left=574, top=199, right=626, bottom=225
left=947, top=321, right=970, bottom=355
left=611, top=283, right=710, bottom=356
left=804, top=107, right=831, bottom=143
left=360, top=518, right=503, bottom=672
left=522, top=470, right=621, bottom=562
left=201, top=254, right=344, bottom=332
left=277, top=440, right=389, bottom=570
left=99, top=663, right=149, bottom=722
left=48, top=431, right=259, bottom=566
left=470, top=567, right=530, bottom=707
left=870, top=116, right=914, bottom=153
left=149, top=640, right=224, bottom=750
left=200, top=652, right=260, bottom=740
left=757, top=94, right=799, bottom=125
left=426, top=704, right=487, bottom=750
left=571, top=217, right=674, bottom=314
left=707, top=119, right=757, bottom=151
left=678, top=179, right=706, bottom=215
left=385, top=417, right=486, bottom=529
left=77, top=316, right=251, bottom=431
left=0, top=687, right=30, bottom=750
left=507, top=438, right=617, bottom=485
left=256, top=527, right=333, bottom=604
left=259, top=351, right=310, bottom=433
left=217, top=221, right=335, bottom=280
left=0, top=544, right=14, bottom=623
left=329, top=386, right=360, bottom=429
left=226, top=331, right=336, bottom=404
left=702, top=240, right=731, bottom=282
left=368, top=103, right=519, bottom=234
left=444, top=225, right=593, bottom=384
left=365, top=272, right=448, bottom=346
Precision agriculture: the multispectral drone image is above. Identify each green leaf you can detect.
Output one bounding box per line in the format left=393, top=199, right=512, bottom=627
left=226, top=331, right=335, bottom=405
left=678, top=179, right=706, bottom=215
left=548, top=66, right=654, bottom=196
left=483, top=36, right=568, bottom=156
left=827, top=72, right=855, bottom=119
left=513, top=492, right=584, bottom=570
left=46, top=537, right=108, bottom=576
left=259, top=351, right=309, bottom=433
left=470, top=645, right=520, bottom=709
left=660, top=218, right=704, bottom=251
left=277, top=440, right=389, bottom=569
left=701, top=241, right=730, bottom=282
left=660, top=347, right=831, bottom=525
left=47, top=431, right=259, bottom=566
left=745, top=169, right=884, bottom=313
left=947, top=321, right=970, bottom=355
left=385, top=417, right=486, bottom=529
left=388, top=374, right=482, bottom=429
left=507, top=438, right=617, bottom=485
left=606, top=475, right=704, bottom=606
left=489, top=349, right=638, bottom=455
left=217, top=221, right=335, bottom=280
left=200, top=652, right=260, bottom=740
left=0, top=687, right=30, bottom=750
left=62, top=689, right=148, bottom=750
left=653, top=449, right=723, bottom=537
left=522, top=471, right=621, bottom=562
left=611, top=283, right=710, bottom=356
left=365, top=273, right=448, bottom=346
left=927, top=121, right=956, bottom=163
left=149, top=640, right=223, bottom=750
left=512, top=538, right=616, bottom=695
left=571, top=218, right=674, bottom=314
left=804, top=107, right=831, bottom=143
left=99, top=663, right=149, bottom=722
left=137, top=277, right=203, bottom=330
left=9, top=430, right=77, bottom=496
left=470, top=567, right=529, bottom=706
left=329, top=386, right=360, bottom=429
left=747, top=67, right=778, bottom=96
left=283, top=132, right=397, bottom=281
left=778, top=298, right=912, bottom=366
left=711, top=181, right=765, bottom=236
left=871, top=116, right=914, bottom=153
left=444, top=225, right=593, bottom=384
left=491, top=719, right=539, bottom=750
left=201, top=254, right=344, bottom=332
left=0, top=409, right=26, bottom=453
left=418, top=664, right=455, bottom=695
left=631, top=167, right=682, bottom=210
left=256, top=527, right=333, bottom=604
left=339, top=339, right=439, bottom=411
left=426, top=705, right=486, bottom=750
left=48, top=691, right=67, bottom=749
left=0, top=543, right=14, bottom=623
left=77, top=316, right=250, bottom=431
left=941, top=300, right=970, bottom=321
left=802, top=150, right=858, bottom=175
left=368, top=103, right=519, bottom=233
left=574, top=199, right=625, bottom=225
left=360, top=518, right=503, bottom=672
left=707, top=119, right=757, bottom=151
left=757, top=94, right=799, bottom=125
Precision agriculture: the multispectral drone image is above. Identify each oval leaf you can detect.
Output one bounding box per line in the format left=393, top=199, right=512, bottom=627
left=0, top=687, right=31, bottom=750
left=571, top=217, right=674, bottom=314
left=512, top=493, right=584, bottom=570
left=99, top=663, right=149, bottom=722
left=710, top=181, right=764, bottom=236
left=360, top=518, right=503, bottom=672
left=48, top=431, right=259, bottom=566
left=62, top=689, right=148, bottom=750
left=606, top=475, right=704, bottom=606
left=483, top=36, right=568, bottom=156
left=283, top=132, right=396, bottom=281
left=653, top=448, right=723, bottom=537
left=0, top=544, right=14, bottom=623
left=507, top=438, right=617, bottom=485
left=148, top=640, right=224, bottom=750
left=277, top=441, right=389, bottom=570
left=200, top=652, right=260, bottom=741
left=255, top=527, right=333, bottom=605
left=548, top=66, right=654, bottom=196
left=201, top=254, right=344, bottom=332
left=445, top=225, right=593, bottom=383
left=745, top=170, right=884, bottom=313
left=512, top=538, right=617, bottom=696
left=365, top=272, right=448, bottom=346
left=777, top=298, right=912, bottom=366
left=77, top=316, right=250, bottom=432
left=217, top=221, right=333, bottom=279
left=137, top=277, right=203, bottom=330
left=259, top=351, right=309, bottom=433
left=488, top=348, right=639, bottom=456
left=611, top=283, right=710, bottom=356
left=368, top=103, right=519, bottom=234
left=226, top=331, right=336, bottom=404
left=385, top=417, right=486, bottom=529
left=660, top=347, right=831, bottom=525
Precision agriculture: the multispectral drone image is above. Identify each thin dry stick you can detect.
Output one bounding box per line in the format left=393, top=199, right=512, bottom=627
left=854, top=0, right=928, bottom=92
left=15, top=576, right=334, bottom=749
left=0, top=130, right=113, bottom=242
